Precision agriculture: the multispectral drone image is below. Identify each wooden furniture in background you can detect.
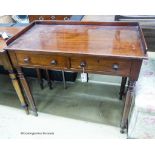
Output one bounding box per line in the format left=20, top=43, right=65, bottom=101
left=28, top=15, right=72, bottom=22
left=5, top=20, right=147, bottom=133
left=0, top=27, right=30, bottom=114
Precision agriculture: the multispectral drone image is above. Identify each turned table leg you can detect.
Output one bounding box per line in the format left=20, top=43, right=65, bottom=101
left=120, top=80, right=135, bottom=133
left=36, top=68, right=44, bottom=89
left=17, top=67, right=38, bottom=116
left=8, top=70, right=29, bottom=114
left=119, top=77, right=127, bottom=100
left=46, top=69, right=53, bottom=89
left=62, top=70, right=67, bottom=89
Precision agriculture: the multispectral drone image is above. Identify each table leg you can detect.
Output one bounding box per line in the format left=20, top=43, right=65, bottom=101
left=119, top=77, right=127, bottom=100
left=62, top=70, right=67, bottom=89
left=120, top=80, right=135, bottom=133
left=36, top=68, right=44, bottom=89
left=8, top=70, right=29, bottom=114
left=17, top=67, right=38, bottom=116
left=87, top=73, right=89, bottom=82
left=46, top=69, right=52, bottom=89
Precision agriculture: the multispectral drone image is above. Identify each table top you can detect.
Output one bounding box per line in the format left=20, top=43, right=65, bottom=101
left=0, top=27, right=25, bottom=65
left=0, top=27, right=24, bottom=53
left=5, top=21, right=147, bottom=59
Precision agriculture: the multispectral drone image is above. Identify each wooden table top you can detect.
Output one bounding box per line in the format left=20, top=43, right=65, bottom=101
left=0, top=27, right=25, bottom=53
left=5, top=21, right=147, bottom=59
left=0, top=27, right=25, bottom=65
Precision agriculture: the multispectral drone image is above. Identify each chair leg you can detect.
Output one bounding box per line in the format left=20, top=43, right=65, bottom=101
left=46, top=69, right=52, bottom=89
left=119, top=77, right=127, bottom=100
left=36, top=68, right=44, bottom=89
left=62, top=70, right=67, bottom=89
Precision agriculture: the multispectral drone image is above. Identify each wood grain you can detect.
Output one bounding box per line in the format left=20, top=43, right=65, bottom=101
left=5, top=21, right=147, bottom=59
left=16, top=52, right=69, bottom=69
left=70, top=56, right=131, bottom=76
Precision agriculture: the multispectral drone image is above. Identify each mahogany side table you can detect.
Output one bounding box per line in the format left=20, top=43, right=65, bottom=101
left=5, top=21, right=148, bottom=132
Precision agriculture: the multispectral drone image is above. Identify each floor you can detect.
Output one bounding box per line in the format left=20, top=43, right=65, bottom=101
left=0, top=73, right=126, bottom=139
left=0, top=105, right=126, bottom=139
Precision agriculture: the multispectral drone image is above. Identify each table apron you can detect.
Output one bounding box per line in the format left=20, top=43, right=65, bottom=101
left=12, top=52, right=134, bottom=77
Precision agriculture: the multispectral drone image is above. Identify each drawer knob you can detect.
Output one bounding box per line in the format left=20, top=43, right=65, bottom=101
left=112, top=64, right=119, bottom=71
left=51, top=60, right=57, bottom=65
left=24, top=57, right=30, bottom=63
left=80, top=61, right=86, bottom=68
left=51, top=16, right=55, bottom=20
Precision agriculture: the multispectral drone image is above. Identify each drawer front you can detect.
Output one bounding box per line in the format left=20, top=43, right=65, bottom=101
left=29, top=15, right=71, bottom=22
left=16, top=53, right=68, bottom=69
left=70, top=56, right=131, bottom=75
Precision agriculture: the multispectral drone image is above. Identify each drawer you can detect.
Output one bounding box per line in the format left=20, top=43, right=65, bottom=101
left=16, top=53, right=68, bottom=69
left=70, top=56, right=131, bottom=75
